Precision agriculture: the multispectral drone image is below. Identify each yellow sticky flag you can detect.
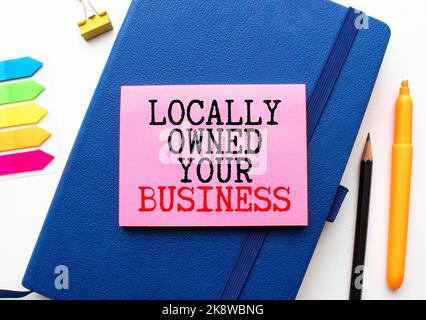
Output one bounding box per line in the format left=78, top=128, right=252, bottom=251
left=0, top=126, right=51, bottom=152
left=0, top=103, right=48, bottom=129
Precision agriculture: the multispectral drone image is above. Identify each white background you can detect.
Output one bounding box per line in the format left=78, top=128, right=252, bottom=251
left=0, top=0, right=425, bottom=300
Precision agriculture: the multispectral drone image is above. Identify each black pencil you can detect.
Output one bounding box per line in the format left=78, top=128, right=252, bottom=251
left=349, top=134, right=373, bottom=300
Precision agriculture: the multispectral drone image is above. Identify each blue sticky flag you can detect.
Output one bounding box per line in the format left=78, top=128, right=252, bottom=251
left=0, top=57, right=43, bottom=82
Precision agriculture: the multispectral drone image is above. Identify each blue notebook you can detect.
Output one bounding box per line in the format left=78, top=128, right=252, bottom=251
left=22, top=0, right=390, bottom=299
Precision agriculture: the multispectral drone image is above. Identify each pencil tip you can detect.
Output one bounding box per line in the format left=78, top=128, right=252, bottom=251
left=362, top=134, right=373, bottom=161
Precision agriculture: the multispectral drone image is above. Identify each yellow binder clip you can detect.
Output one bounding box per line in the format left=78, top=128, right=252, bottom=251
left=78, top=0, right=113, bottom=41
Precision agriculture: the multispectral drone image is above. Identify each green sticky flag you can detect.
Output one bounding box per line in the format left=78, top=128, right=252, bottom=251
left=0, top=80, right=45, bottom=105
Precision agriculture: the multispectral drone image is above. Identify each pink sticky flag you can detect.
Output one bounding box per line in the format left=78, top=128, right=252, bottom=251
left=0, top=150, right=54, bottom=176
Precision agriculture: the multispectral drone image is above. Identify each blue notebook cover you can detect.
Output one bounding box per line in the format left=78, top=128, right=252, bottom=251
left=22, top=0, right=390, bottom=299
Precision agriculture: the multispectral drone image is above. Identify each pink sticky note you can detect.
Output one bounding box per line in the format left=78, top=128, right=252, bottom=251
left=120, top=84, right=307, bottom=227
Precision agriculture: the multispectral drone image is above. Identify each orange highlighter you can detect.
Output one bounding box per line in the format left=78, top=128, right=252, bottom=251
left=387, top=80, right=413, bottom=290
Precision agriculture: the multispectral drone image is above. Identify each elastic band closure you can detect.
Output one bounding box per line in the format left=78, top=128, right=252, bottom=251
left=307, top=8, right=359, bottom=143
left=327, top=185, right=349, bottom=223
left=220, top=7, right=360, bottom=300
left=220, top=230, right=267, bottom=300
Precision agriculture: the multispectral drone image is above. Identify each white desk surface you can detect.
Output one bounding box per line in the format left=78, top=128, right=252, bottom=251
left=0, top=0, right=425, bottom=300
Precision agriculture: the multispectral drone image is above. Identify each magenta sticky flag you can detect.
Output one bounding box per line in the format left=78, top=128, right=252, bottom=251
left=119, top=84, right=308, bottom=227
left=0, top=150, right=54, bottom=176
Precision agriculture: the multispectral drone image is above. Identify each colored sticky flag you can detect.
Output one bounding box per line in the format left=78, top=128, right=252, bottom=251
left=0, top=57, right=43, bottom=82
left=0, top=150, right=54, bottom=176
left=0, top=126, right=51, bottom=152
left=0, top=57, right=54, bottom=176
left=0, top=103, right=48, bottom=129
left=0, top=80, right=45, bottom=105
